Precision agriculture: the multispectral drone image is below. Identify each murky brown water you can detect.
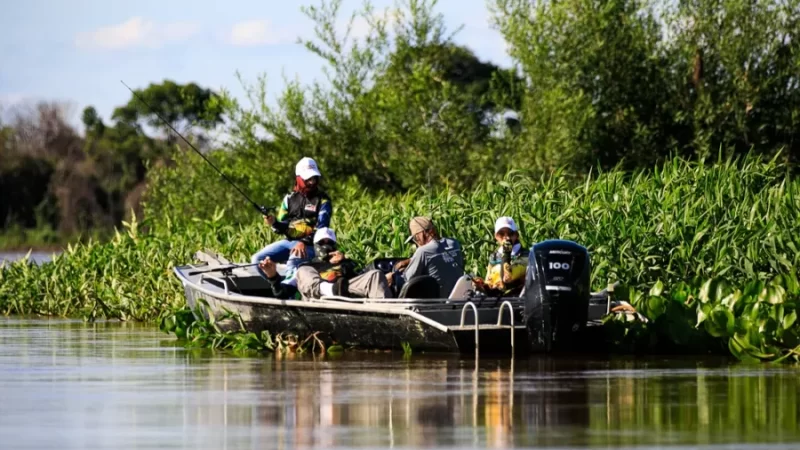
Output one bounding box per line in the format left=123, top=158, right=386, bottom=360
left=1, top=317, right=799, bottom=449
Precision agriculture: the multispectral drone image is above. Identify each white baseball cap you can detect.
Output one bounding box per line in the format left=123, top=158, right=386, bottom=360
left=313, top=227, right=337, bottom=243
left=295, top=157, right=322, bottom=180
left=494, top=216, right=518, bottom=233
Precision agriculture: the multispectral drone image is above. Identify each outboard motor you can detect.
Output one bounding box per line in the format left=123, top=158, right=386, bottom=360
left=524, top=239, right=591, bottom=352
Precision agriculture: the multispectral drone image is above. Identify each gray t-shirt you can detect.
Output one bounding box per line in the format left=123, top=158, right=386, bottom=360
left=403, top=237, right=465, bottom=298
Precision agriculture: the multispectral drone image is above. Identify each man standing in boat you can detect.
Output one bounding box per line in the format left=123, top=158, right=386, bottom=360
left=259, top=227, right=393, bottom=300
left=390, top=216, right=465, bottom=298
left=472, top=216, right=529, bottom=297
left=251, top=157, right=332, bottom=279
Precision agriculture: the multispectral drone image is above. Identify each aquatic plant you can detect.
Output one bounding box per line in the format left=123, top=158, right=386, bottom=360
left=158, top=300, right=339, bottom=355
left=2, top=153, right=799, bottom=361
left=605, top=272, right=800, bottom=362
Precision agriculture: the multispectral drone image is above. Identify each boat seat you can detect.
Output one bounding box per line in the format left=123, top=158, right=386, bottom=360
left=448, top=274, right=474, bottom=299
left=399, top=275, right=441, bottom=299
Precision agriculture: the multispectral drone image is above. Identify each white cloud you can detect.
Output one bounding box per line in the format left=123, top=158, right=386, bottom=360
left=75, top=17, right=200, bottom=50
left=226, top=19, right=296, bottom=46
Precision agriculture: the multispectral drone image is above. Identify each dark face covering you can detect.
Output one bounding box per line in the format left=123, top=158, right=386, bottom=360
left=295, top=176, right=319, bottom=195
left=314, top=239, right=337, bottom=261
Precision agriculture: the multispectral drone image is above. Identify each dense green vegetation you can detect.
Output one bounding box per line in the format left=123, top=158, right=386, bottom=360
left=2, top=0, right=799, bottom=361
left=3, top=154, right=800, bottom=361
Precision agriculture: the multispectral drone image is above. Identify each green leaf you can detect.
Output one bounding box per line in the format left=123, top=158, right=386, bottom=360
left=699, top=279, right=714, bottom=304
left=696, top=304, right=711, bottom=327
left=646, top=295, right=665, bottom=319
left=784, top=311, right=797, bottom=330
left=649, top=280, right=664, bottom=297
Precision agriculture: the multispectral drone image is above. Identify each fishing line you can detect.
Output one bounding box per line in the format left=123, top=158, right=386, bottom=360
left=121, top=80, right=272, bottom=216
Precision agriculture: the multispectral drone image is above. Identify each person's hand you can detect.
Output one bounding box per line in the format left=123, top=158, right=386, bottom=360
left=263, top=215, right=276, bottom=226
left=502, top=265, right=514, bottom=284
left=394, top=259, right=411, bottom=272
left=329, top=251, right=345, bottom=264
left=386, top=272, right=394, bottom=286
left=291, top=242, right=307, bottom=258
left=259, top=257, right=277, bottom=278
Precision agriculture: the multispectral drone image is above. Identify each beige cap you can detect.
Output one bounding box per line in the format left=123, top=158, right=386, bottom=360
left=405, top=216, right=434, bottom=244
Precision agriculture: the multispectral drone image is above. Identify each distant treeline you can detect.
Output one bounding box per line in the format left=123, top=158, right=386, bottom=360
left=3, top=0, right=800, bottom=242
left=0, top=81, right=222, bottom=245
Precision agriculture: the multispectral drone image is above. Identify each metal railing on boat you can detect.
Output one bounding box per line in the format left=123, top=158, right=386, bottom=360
left=448, top=300, right=526, bottom=357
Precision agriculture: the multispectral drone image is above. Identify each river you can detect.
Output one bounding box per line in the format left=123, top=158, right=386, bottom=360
left=0, top=251, right=57, bottom=265
left=0, top=318, right=799, bottom=449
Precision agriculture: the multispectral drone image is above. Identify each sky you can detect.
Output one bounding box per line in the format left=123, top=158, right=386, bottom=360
left=0, top=0, right=512, bottom=129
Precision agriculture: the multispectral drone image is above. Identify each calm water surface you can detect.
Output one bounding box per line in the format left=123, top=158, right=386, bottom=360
left=1, top=317, right=799, bottom=449
left=0, top=251, right=57, bottom=265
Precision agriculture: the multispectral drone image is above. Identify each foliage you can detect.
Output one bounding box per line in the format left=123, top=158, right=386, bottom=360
left=5, top=0, right=800, bottom=248
left=492, top=0, right=674, bottom=172
left=604, top=272, right=800, bottom=363
left=665, top=0, right=800, bottom=161
left=112, top=80, right=224, bottom=140
left=0, top=81, right=222, bottom=246
left=219, top=0, right=521, bottom=200
left=158, top=300, right=340, bottom=355
left=158, top=302, right=276, bottom=354
left=4, top=153, right=800, bottom=361
left=145, top=150, right=800, bottom=288
left=491, top=0, right=800, bottom=171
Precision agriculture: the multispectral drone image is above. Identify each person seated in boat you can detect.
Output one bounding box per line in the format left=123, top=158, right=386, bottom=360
left=260, top=227, right=393, bottom=300
left=251, top=157, right=332, bottom=279
left=389, top=216, right=465, bottom=298
left=472, top=216, right=529, bottom=297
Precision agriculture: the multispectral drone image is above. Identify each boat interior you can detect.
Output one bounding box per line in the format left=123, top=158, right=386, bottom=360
left=177, top=251, right=619, bottom=323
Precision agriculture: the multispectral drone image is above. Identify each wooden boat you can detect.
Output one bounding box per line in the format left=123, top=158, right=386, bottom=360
left=173, top=240, right=641, bottom=355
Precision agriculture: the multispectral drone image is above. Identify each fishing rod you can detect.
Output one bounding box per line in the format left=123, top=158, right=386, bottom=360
left=121, top=80, right=273, bottom=216
left=187, top=262, right=260, bottom=276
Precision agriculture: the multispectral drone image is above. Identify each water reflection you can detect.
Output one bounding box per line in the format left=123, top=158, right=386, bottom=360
left=1, top=318, right=800, bottom=449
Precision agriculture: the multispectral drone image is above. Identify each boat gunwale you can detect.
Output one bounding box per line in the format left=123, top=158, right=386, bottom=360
left=173, top=265, right=488, bottom=333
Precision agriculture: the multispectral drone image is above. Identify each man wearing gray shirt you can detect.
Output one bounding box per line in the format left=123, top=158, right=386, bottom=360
left=391, top=216, right=465, bottom=298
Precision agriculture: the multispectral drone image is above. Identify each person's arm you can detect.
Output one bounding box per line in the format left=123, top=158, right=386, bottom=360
left=299, top=197, right=332, bottom=246
left=271, top=195, right=291, bottom=235
left=316, top=197, right=332, bottom=229
left=402, top=248, right=426, bottom=280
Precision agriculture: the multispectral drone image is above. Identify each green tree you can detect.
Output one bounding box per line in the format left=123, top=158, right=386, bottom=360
left=492, top=0, right=674, bottom=173
left=220, top=0, right=522, bottom=204
left=113, top=80, right=225, bottom=143
left=665, top=0, right=800, bottom=163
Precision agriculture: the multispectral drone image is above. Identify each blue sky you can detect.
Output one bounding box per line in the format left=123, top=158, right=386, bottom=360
left=1, top=0, right=511, bottom=129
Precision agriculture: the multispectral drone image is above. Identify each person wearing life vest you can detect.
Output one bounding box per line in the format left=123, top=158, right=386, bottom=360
left=472, top=216, right=529, bottom=297
left=251, top=157, right=332, bottom=278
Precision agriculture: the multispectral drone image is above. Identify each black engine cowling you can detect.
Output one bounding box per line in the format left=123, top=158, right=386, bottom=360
left=524, top=239, right=591, bottom=351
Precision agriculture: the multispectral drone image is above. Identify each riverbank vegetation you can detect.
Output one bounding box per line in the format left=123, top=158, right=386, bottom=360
left=2, top=0, right=800, bottom=361
left=3, top=154, right=800, bottom=361
left=0, top=82, right=222, bottom=250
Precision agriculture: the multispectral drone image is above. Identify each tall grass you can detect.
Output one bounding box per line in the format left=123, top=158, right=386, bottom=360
left=1, top=153, right=798, bottom=360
